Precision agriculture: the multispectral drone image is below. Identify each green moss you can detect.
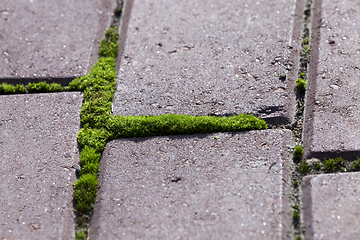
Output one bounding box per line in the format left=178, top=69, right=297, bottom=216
left=107, top=114, right=267, bottom=139
left=75, top=230, right=86, bottom=240
left=78, top=126, right=109, bottom=153
left=73, top=174, right=98, bottom=214
left=302, top=37, right=309, bottom=45
left=315, top=162, right=321, bottom=171
left=293, top=145, right=303, bottom=161
left=296, top=78, right=306, bottom=93
left=1, top=81, right=63, bottom=94
left=297, top=160, right=310, bottom=174
left=303, top=45, right=309, bottom=54
left=99, top=26, right=119, bottom=58
left=49, top=83, right=63, bottom=92
left=351, top=158, right=360, bottom=171
left=300, top=72, right=306, bottom=78
left=27, top=81, right=50, bottom=93
left=0, top=83, right=26, bottom=94
left=302, top=37, right=309, bottom=54
left=293, top=204, right=300, bottom=221
left=293, top=180, right=298, bottom=188
left=68, top=57, right=116, bottom=91
left=79, top=146, right=101, bottom=176
left=323, top=157, right=345, bottom=172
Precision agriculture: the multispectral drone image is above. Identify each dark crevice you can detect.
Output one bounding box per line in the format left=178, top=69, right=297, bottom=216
left=0, top=77, right=75, bottom=86
left=171, top=177, right=182, bottom=183
left=307, top=151, right=360, bottom=162
left=257, top=106, right=285, bottom=115
left=288, top=0, right=313, bottom=239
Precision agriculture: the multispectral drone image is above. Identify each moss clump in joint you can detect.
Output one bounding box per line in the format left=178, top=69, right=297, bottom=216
left=106, top=114, right=267, bottom=139
left=323, top=157, right=345, bottom=172
left=296, top=78, right=306, bottom=93
left=297, top=160, right=310, bottom=175
left=0, top=81, right=64, bottom=94
left=0, top=83, right=26, bottom=94
left=293, top=145, right=303, bottom=161
left=99, top=26, right=119, bottom=58
left=351, top=158, right=360, bottom=171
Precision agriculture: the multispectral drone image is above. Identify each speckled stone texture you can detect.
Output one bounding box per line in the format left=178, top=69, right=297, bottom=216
left=113, top=0, right=303, bottom=124
left=303, top=0, right=360, bottom=158
left=0, top=0, right=114, bottom=82
left=302, top=172, right=360, bottom=240
left=90, top=130, right=293, bottom=239
left=0, top=92, right=83, bottom=239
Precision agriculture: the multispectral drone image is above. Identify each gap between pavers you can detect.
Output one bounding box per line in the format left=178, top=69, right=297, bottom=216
left=0, top=92, right=82, bottom=239
left=0, top=0, right=114, bottom=84
left=89, top=129, right=294, bottom=239
left=302, top=172, right=360, bottom=240
left=112, top=0, right=303, bottom=125
left=303, top=0, right=360, bottom=159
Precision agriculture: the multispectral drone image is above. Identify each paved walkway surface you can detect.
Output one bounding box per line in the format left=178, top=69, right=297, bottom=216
left=1, top=0, right=360, bottom=240
left=0, top=93, right=82, bottom=239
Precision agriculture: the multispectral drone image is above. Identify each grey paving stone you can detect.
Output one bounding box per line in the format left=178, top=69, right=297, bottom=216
left=113, top=0, right=304, bottom=124
left=303, top=0, right=360, bottom=158
left=0, top=92, right=83, bottom=239
left=302, top=172, right=360, bottom=240
left=90, top=129, right=294, bottom=239
left=0, top=0, right=114, bottom=82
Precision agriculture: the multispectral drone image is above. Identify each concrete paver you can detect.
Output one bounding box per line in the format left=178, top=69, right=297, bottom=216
left=303, top=0, right=360, bottom=158
left=0, top=92, right=82, bottom=239
left=90, top=129, right=293, bottom=239
left=113, top=0, right=303, bottom=124
left=302, top=172, right=360, bottom=240
left=0, top=0, right=114, bottom=83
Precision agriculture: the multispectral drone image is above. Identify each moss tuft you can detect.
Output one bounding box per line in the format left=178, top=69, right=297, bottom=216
left=27, top=81, right=50, bottom=93
left=293, top=145, right=303, bottom=161
left=49, top=83, right=63, bottom=92
left=297, top=160, right=310, bottom=174
left=323, top=157, right=345, bottom=172
left=107, top=114, right=268, bottom=139
left=73, top=174, right=98, bottom=214
left=79, top=146, right=101, bottom=176
left=302, top=37, right=309, bottom=45
left=315, top=162, right=322, bottom=171
left=78, top=126, right=109, bottom=153
left=75, top=230, right=86, bottom=240
left=295, top=78, right=306, bottom=93
left=351, top=158, right=360, bottom=171
left=293, top=204, right=300, bottom=221
left=68, top=57, right=116, bottom=91
left=0, top=83, right=26, bottom=94
left=99, top=26, right=119, bottom=58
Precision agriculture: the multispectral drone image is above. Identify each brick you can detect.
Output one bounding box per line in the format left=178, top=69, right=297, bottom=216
left=302, top=172, right=360, bottom=240
left=90, top=130, right=293, bottom=239
left=0, top=0, right=114, bottom=83
left=303, top=0, right=360, bottom=158
left=0, top=92, right=83, bottom=239
left=113, top=0, right=304, bottom=124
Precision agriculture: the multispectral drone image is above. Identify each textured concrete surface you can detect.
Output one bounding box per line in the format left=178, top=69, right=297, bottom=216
left=302, top=172, right=360, bottom=240
left=90, top=130, right=294, bottom=239
left=0, top=0, right=114, bottom=82
left=303, top=0, right=360, bottom=159
left=0, top=92, right=82, bottom=239
left=113, top=0, right=304, bottom=124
